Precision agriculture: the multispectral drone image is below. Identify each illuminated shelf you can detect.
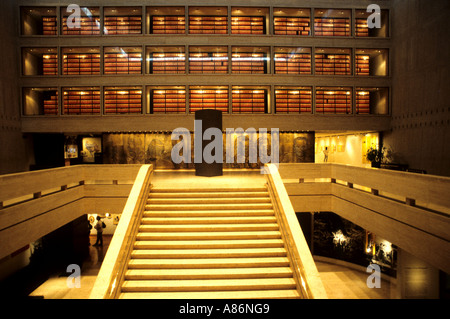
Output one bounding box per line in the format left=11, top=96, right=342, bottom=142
left=151, top=89, right=186, bottom=114
left=274, top=17, right=310, bottom=36
left=314, top=18, right=350, bottom=37
left=149, top=53, right=185, bottom=74
left=356, top=18, right=369, bottom=37
left=42, top=17, right=57, bottom=35
left=151, top=16, right=185, bottom=34
left=104, top=90, right=142, bottom=114
left=104, top=16, right=142, bottom=35
left=43, top=92, right=58, bottom=115
left=231, top=16, right=264, bottom=34
left=355, top=55, right=370, bottom=76
left=315, top=54, right=351, bottom=75
left=63, top=54, right=100, bottom=75
left=189, top=16, right=228, bottom=34
left=356, top=92, right=370, bottom=114
left=189, top=89, right=228, bottom=113
left=232, top=89, right=267, bottom=114
left=232, top=53, right=266, bottom=74
left=275, top=89, right=312, bottom=114
left=315, top=90, right=351, bottom=114
left=274, top=53, right=311, bottom=74
left=42, top=54, right=58, bottom=75
left=189, top=52, right=228, bottom=74
left=63, top=90, right=101, bottom=115
left=62, top=17, right=100, bottom=35
left=104, top=53, right=142, bottom=74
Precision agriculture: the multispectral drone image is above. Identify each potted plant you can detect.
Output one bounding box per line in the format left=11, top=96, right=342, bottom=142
left=366, top=146, right=385, bottom=168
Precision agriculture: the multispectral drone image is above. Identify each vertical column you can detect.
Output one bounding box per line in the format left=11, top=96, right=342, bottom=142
left=194, top=109, right=223, bottom=177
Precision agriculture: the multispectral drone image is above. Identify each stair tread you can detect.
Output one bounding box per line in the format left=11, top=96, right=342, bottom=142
left=149, top=192, right=269, bottom=198
left=125, top=267, right=293, bottom=279
left=121, top=278, right=297, bottom=292
left=141, top=216, right=277, bottom=224
left=136, top=231, right=281, bottom=240
left=128, top=257, right=291, bottom=268
left=138, top=223, right=279, bottom=232
left=146, top=203, right=273, bottom=211
left=119, top=289, right=300, bottom=299
left=148, top=198, right=271, bottom=203
left=134, top=239, right=284, bottom=249
left=150, top=188, right=267, bottom=193
left=130, top=248, right=287, bottom=258
left=143, top=210, right=275, bottom=217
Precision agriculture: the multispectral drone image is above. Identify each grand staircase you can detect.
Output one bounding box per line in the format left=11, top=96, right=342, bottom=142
left=119, top=186, right=300, bottom=299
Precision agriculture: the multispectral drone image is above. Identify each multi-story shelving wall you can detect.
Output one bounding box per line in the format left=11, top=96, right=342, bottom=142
left=18, top=1, right=391, bottom=133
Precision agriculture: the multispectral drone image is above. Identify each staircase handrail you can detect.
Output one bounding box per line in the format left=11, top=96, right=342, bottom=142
left=90, top=164, right=153, bottom=299
left=264, top=164, right=327, bottom=299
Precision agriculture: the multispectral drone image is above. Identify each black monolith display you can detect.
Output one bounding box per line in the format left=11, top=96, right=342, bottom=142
left=195, top=109, right=223, bottom=177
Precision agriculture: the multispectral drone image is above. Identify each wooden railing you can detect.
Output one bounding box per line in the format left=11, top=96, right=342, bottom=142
left=90, top=164, right=153, bottom=299
left=264, top=164, right=328, bottom=299
left=0, top=165, right=142, bottom=260
left=278, top=163, right=450, bottom=274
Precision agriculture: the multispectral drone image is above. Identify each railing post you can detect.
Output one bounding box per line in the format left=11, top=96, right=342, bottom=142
left=406, top=197, right=415, bottom=206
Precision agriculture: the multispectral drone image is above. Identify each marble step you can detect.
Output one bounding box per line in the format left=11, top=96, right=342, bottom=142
left=124, top=267, right=293, bottom=280
left=146, top=203, right=273, bottom=211
left=140, top=216, right=277, bottom=225
left=121, top=278, right=297, bottom=292
left=133, top=239, right=284, bottom=249
left=143, top=209, right=275, bottom=217
left=119, top=289, right=300, bottom=299
left=136, top=230, right=282, bottom=241
left=127, top=257, right=291, bottom=269
left=138, top=223, right=279, bottom=232
left=130, top=247, right=287, bottom=259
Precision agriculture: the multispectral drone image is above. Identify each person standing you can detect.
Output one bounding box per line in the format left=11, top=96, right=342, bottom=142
left=93, top=216, right=105, bottom=246
left=323, top=147, right=329, bottom=162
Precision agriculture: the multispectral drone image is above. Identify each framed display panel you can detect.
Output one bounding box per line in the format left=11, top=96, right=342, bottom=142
left=104, top=7, right=142, bottom=35
left=22, top=48, right=58, bottom=76
left=231, top=88, right=268, bottom=114
left=104, top=87, right=142, bottom=114
left=104, top=47, right=142, bottom=75
left=147, top=6, right=185, bottom=34
left=273, top=8, right=311, bottom=36
left=61, top=7, right=100, bottom=35
left=189, top=46, right=228, bottom=74
left=62, top=87, right=101, bottom=115
left=189, top=87, right=229, bottom=113
left=189, top=7, right=228, bottom=34
left=315, top=88, right=352, bottom=114
left=274, top=47, right=311, bottom=75
left=21, top=7, right=57, bottom=36
left=148, top=87, right=186, bottom=114
left=23, top=87, right=58, bottom=116
left=232, top=47, right=269, bottom=74
left=147, top=47, right=185, bottom=74
left=62, top=48, right=100, bottom=75
left=314, top=9, right=351, bottom=37
left=355, top=9, right=389, bottom=37
left=315, top=48, right=352, bottom=75
left=275, top=87, right=312, bottom=114
left=356, top=87, right=389, bottom=115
